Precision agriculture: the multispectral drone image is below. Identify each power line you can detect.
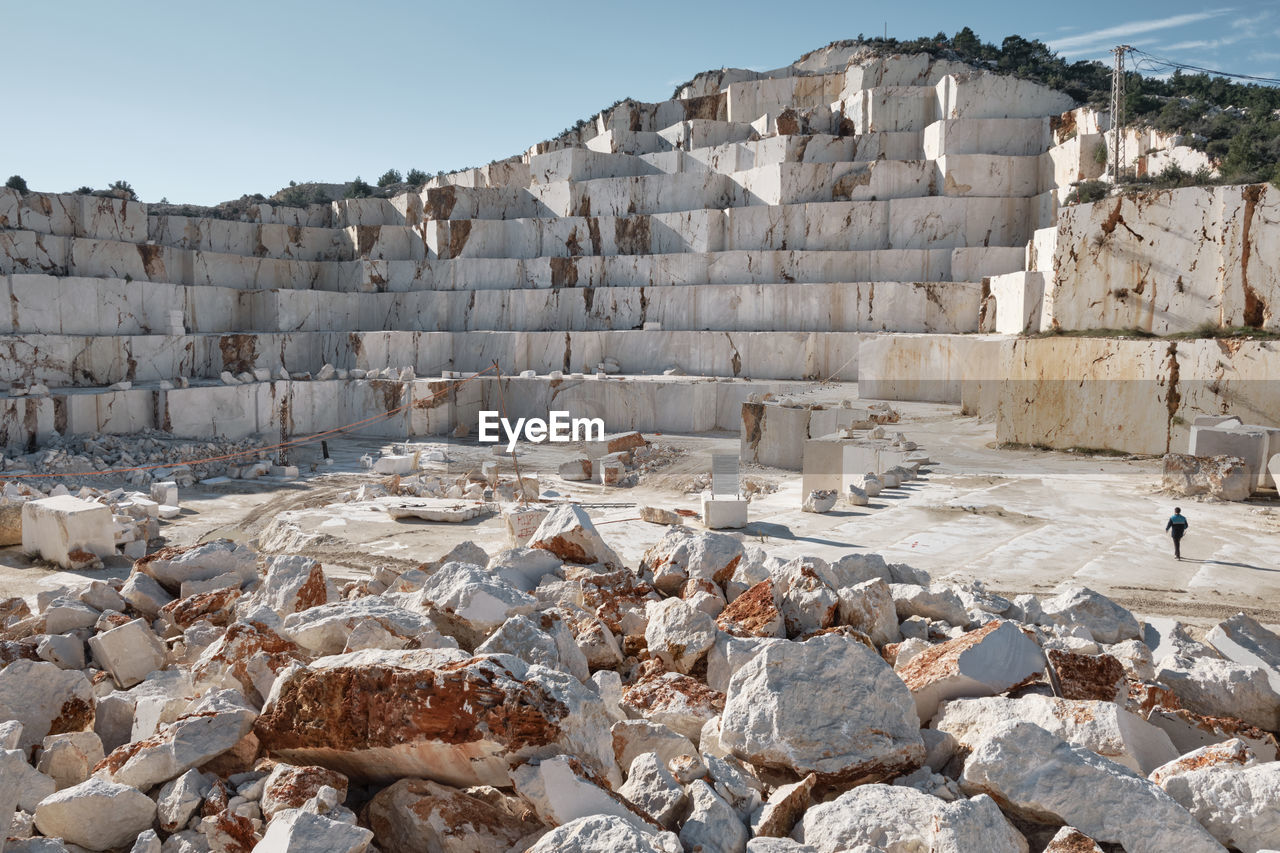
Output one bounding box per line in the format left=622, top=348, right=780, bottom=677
left=1129, top=48, right=1280, bottom=86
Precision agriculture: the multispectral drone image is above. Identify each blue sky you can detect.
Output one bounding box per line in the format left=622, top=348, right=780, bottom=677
left=7, top=1, right=1278, bottom=205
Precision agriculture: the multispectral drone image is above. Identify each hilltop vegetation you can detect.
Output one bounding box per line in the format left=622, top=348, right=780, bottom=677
left=839, top=29, right=1280, bottom=185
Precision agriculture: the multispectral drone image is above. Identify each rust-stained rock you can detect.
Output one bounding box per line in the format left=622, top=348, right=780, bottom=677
left=367, top=777, right=545, bottom=853
left=580, top=570, right=659, bottom=634
left=1042, top=826, right=1105, bottom=852
left=261, top=763, right=350, bottom=819
left=1047, top=649, right=1126, bottom=702
left=160, top=586, right=242, bottom=631
left=897, top=620, right=1044, bottom=723
left=716, top=579, right=784, bottom=638
left=134, top=539, right=257, bottom=596
left=640, top=527, right=744, bottom=596
left=254, top=648, right=618, bottom=787
left=97, top=689, right=257, bottom=789
left=0, top=659, right=94, bottom=751
left=192, top=620, right=309, bottom=706
left=622, top=669, right=725, bottom=743
left=1146, top=706, right=1280, bottom=762
left=261, top=555, right=331, bottom=614
left=1149, top=738, right=1280, bottom=851
left=527, top=504, right=622, bottom=568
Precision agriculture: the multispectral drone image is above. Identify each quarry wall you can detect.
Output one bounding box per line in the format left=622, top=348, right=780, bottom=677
left=859, top=333, right=1280, bottom=455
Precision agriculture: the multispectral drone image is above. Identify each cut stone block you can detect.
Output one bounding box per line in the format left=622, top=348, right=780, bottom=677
left=373, top=454, right=416, bottom=475
left=150, top=481, right=178, bottom=507
left=559, top=457, right=593, bottom=481
left=21, top=496, right=114, bottom=569
left=702, top=496, right=748, bottom=530
left=503, top=506, right=550, bottom=546
left=367, top=777, right=537, bottom=853
left=87, top=618, right=168, bottom=689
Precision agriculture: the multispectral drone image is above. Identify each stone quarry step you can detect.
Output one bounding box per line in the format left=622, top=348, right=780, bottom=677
left=3, top=275, right=986, bottom=337
left=1, top=236, right=1026, bottom=292
left=2, top=373, right=823, bottom=446
left=0, top=328, right=867, bottom=390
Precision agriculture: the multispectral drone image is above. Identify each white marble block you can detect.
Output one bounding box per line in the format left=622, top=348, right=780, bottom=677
left=21, top=495, right=114, bottom=569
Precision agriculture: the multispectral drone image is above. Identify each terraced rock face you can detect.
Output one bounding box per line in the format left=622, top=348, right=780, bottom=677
left=0, top=50, right=1100, bottom=449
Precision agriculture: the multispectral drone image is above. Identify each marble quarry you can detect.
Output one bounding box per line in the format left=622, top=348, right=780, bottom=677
left=5, top=38, right=1280, bottom=853
left=0, top=49, right=1126, bottom=452
left=1, top=44, right=1274, bottom=468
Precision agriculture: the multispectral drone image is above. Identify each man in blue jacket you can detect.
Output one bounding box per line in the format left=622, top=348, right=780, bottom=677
left=1166, top=508, right=1189, bottom=560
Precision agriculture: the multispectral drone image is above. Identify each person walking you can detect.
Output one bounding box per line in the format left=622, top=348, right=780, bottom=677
left=1166, top=507, right=1189, bottom=560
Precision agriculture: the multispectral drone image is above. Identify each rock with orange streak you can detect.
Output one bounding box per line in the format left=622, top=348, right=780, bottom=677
left=716, top=580, right=784, bottom=639
left=0, top=659, right=94, bottom=751
left=527, top=504, right=622, bottom=569
left=622, top=669, right=725, bottom=743
left=261, top=763, right=350, bottom=819
left=97, top=689, right=257, bottom=789
left=896, top=621, right=1044, bottom=723
left=260, top=555, right=331, bottom=615
left=640, top=528, right=744, bottom=596
left=254, top=648, right=619, bottom=787
left=367, top=777, right=545, bottom=853
left=192, top=620, right=308, bottom=706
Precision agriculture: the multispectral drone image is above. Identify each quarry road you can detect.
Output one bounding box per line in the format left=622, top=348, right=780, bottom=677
left=2, top=403, right=1276, bottom=628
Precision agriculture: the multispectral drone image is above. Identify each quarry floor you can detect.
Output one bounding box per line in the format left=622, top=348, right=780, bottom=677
left=4, top=396, right=1279, bottom=629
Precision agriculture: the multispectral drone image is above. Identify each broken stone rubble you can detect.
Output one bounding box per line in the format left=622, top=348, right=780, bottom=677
left=0, top=513, right=1272, bottom=849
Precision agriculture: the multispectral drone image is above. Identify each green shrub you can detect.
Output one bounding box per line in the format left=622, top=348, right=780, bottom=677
left=406, top=168, right=428, bottom=187
left=1064, top=180, right=1109, bottom=205
left=4, top=175, right=27, bottom=192
left=1093, top=143, right=1107, bottom=166
left=343, top=177, right=373, bottom=199
left=376, top=169, right=402, bottom=187
left=107, top=180, right=137, bottom=200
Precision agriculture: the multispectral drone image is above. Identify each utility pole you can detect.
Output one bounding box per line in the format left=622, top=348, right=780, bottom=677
left=1109, top=45, right=1131, bottom=182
